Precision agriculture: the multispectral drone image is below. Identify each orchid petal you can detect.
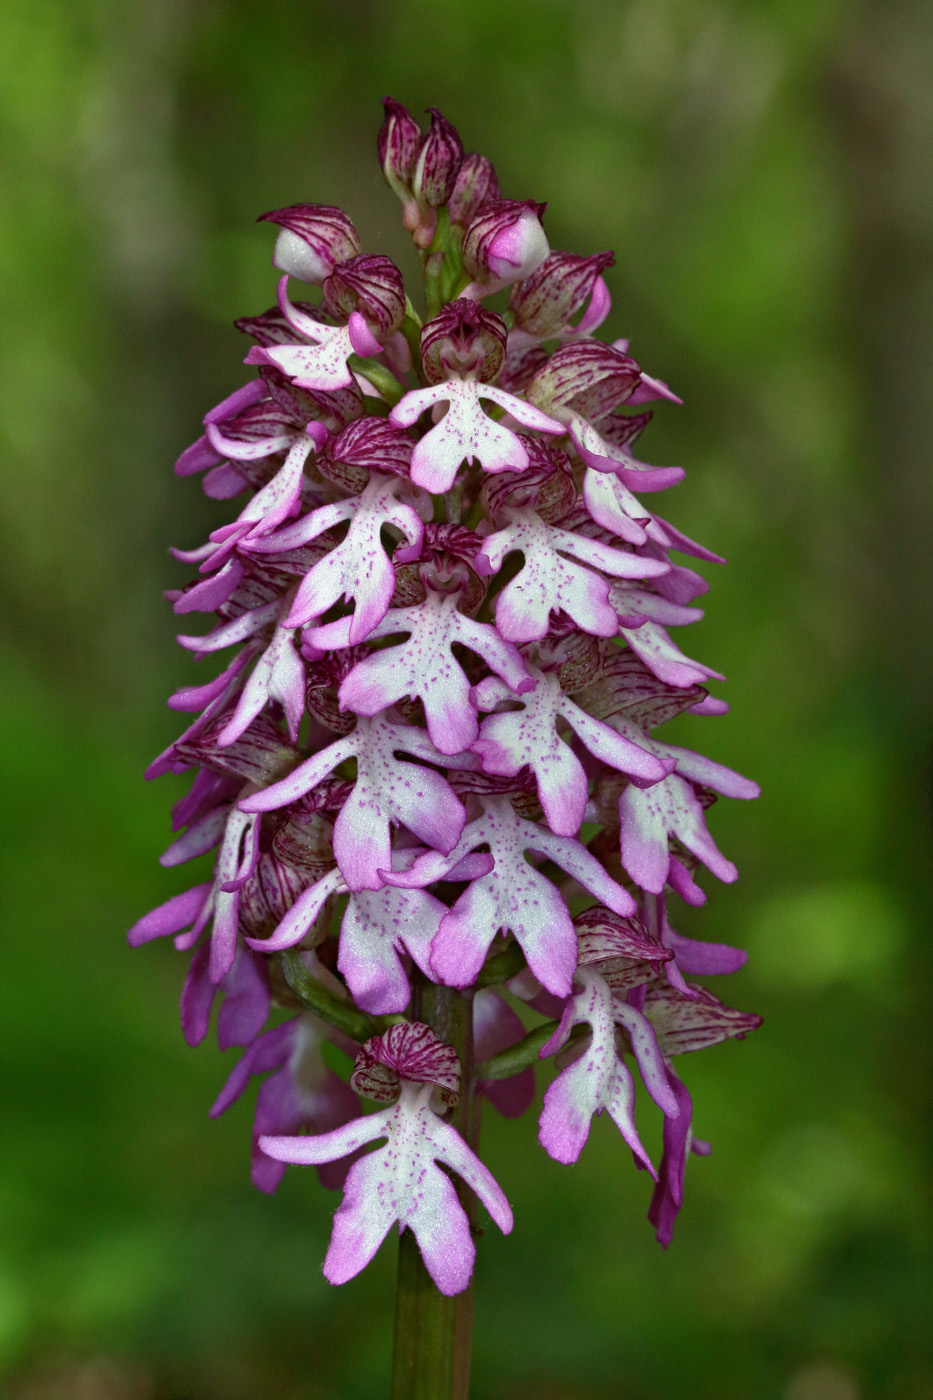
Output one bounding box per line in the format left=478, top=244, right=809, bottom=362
left=336, top=596, right=532, bottom=756
left=538, top=967, right=655, bottom=1171
left=285, top=478, right=424, bottom=637
left=570, top=415, right=684, bottom=490
left=391, top=379, right=562, bottom=494
left=261, top=1080, right=511, bottom=1295
left=477, top=507, right=667, bottom=643
left=619, top=772, right=738, bottom=893
left=247, top=324, right=359, bottom=393
left=217, top=622, right=306, bottom=746
left=127, top=883, right=212, bottom=946
left=620, top=619, right=725, bottom=688
left=338, top=883, right=447, bottom=1013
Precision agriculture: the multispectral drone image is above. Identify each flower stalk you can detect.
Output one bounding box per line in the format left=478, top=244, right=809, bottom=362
left=279, top=949, right=402, bottom=1042
left=392, top=1225, right=473, bottom=1400
left=130, top=96, right=763, bottom=1391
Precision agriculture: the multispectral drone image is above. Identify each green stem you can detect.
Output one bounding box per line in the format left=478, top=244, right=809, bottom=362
left=392, top=1231, right=474, bottom=1400
left=278, top=951, right=402, bottom=1042
left=475, top=1019, right=589, bottom=1082
left=475, top=1019, right=559, bottom=1081
left=401, top=304, right=425, bottom=381
left=390, top=978, right=476, bottom=1400
left=475, top=941, right=527, bottom=987
left=346, top=355, right=406, bottom=406
left=422, top=207, right=466, bottom=319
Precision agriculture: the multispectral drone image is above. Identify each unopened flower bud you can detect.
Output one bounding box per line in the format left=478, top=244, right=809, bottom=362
left=260, top=205, right=361, bottom=284
left=412, top=107, right=464, bottom=209
left=449, top=152, right=500, bottom=227
left=322, top=255, right=406, bottom=336
left=462, top=200, right=550, bottom=290
left=526, top=339, right=642, bottom=419
left=377, top=96, right=423, bottom=200
left=510, top=250, right=615, bottom=338
left=420, top=298, right=507, bottom=383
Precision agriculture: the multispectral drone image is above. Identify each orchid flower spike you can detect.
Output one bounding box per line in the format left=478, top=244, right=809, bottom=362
left=131, top=101, right=760, bottom=1312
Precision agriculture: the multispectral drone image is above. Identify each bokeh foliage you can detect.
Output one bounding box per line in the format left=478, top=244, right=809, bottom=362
left=0, top=1, right=929, bottom=1397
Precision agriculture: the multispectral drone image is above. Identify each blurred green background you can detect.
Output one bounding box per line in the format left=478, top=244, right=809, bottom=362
left=1, top=0, right=929, bottom=1396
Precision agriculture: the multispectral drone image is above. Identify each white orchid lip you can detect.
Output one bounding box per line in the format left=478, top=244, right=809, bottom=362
left=259, top=1073, right=512, bottom=1296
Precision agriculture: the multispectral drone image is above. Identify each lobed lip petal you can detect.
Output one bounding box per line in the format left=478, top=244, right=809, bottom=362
left=331, top=595, right=532, bottom=756
left=248, top=330, right=358, bottom=394
left=619, top=768, right=739, bottom=893
left=420, top=796, right=636, bottom=997
left=476, top=507, right=667, bottom=643
left=390, top=378, right=563, bottom=494
left=472, top=665, right=665, bottom=837
left=217, top=621, right=306, bottom=746
left=616, top=615, right=725, bottom=689
left=240, top=716, right=466, bottom=893
left=538, top=967, right=659, bottom=1172
left=280, top=476, right=423, bottom=636
left=260, top=1077, right=512, bottom=1295
left=337, top=886, right=447, bottom=1014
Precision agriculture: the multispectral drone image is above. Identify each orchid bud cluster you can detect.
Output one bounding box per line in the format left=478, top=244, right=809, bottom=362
left=131, top=98, right=761, bottom=1298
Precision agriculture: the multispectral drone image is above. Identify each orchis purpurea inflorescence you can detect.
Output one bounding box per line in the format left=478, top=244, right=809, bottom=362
left=131, top=98, right=761, bottom=1301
